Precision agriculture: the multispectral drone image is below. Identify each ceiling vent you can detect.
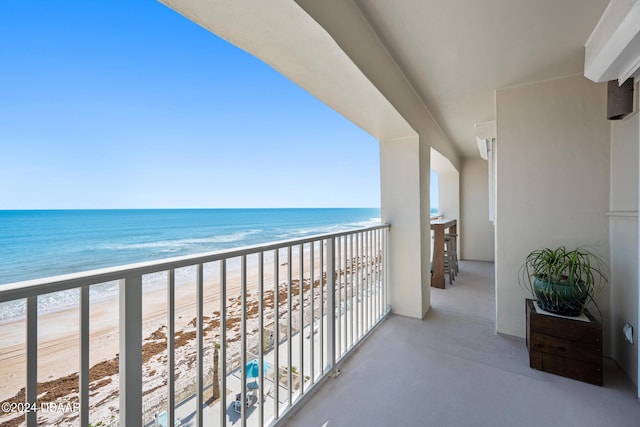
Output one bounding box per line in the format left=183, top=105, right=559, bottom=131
left=585, top=0, right=640, bottom=84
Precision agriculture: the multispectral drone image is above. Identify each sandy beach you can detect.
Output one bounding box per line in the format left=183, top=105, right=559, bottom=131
left=0, top=247, right=345, bottom=426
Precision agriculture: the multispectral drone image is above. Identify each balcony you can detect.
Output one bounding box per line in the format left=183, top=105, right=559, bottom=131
left=3, top=226, right=639, bottom=427
left=0, top=225, right=390, bottom=426
left=288, top=260, right=640, bottom=426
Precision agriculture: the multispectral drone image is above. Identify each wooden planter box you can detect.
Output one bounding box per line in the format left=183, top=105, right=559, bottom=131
left=525, top=299, right=602, bottom=386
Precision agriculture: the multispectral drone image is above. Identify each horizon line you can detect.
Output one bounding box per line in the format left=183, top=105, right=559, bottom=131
left=0, top=206, right=383, bottom=212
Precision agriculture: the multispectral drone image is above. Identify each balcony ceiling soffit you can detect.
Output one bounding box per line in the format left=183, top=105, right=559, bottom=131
left=354, top=0, right=609, bottom=158
left=160, top=0, right=415, bottom=142
left=585, top=0, right=640, bottom=83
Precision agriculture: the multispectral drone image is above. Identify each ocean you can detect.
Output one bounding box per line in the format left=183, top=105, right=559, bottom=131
left=0, top=208, right=381, bottom=320
left=0, top=208, right=383, bottom=285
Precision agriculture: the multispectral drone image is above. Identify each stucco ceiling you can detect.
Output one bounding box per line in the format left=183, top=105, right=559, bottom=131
left=354, top=0, right=609, bottom=157
left=162, top=0, right=610, bottom=162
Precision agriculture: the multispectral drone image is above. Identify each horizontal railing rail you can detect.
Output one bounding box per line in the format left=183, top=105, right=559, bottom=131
left=0, top=224, right=391, bottom=427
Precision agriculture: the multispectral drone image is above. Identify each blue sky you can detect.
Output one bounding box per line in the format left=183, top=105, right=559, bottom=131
left=0, top=1, right=437, bottom=210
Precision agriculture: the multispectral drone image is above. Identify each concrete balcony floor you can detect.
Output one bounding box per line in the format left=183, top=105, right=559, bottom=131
left=286, top=261, right=640, bottom=427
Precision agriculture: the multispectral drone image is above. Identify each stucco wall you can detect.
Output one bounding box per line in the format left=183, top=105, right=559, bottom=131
left=380, top=136, right=431, bottom=318
left=461, top=157, right=495, bottom=261
left=294, top=0, right=460, bottom=171
left=495, top=75, right=610, bottom=340
left=609, top=105, right=639, bottom=386
left=438, top=170, right=460, bottom=223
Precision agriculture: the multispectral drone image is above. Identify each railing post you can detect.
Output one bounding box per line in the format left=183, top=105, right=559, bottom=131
left=167, top=270, right=175, bottom=427
left=258, top=251, right=265, bottom=426
left=319, top=242, right=324, bottom=372
left=196, top=264, right=204, bottom=427
left=326, top=237, right=340, bottom=378
left=299, top=243, right=305, bottom=394
left=384, top=227, right=390, bottom=312
left=336, top=237, right=341, bottom=358
left=240, top=255, right=247, bottom=425
left=350, top=233, right=354, bottom=349
left=26, top=296, right=37, bottom=427
left=220, top=260, right=227, bottom=427
left=79, top=286, right=90, bottom=427
left=273, top=249, right=280, bottom=419
left=310, top=242, right=315, bottom=384
left=119, top=275, right=142, bottom=427
left=286, top=247, right=293, bottom=406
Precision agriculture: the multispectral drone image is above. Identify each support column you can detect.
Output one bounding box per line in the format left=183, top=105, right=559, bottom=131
left=380, top=135, right=431, bottom=318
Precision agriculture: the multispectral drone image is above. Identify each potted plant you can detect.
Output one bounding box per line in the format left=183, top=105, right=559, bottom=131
left=519, top=246, right=607, bottom=317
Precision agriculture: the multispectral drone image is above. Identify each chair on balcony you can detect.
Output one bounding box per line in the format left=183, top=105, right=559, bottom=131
left=443, top=235, right=456, bottom=284
left=445, top=232, right=459, bottom=275
left=431, top=234, right=457, bottom=285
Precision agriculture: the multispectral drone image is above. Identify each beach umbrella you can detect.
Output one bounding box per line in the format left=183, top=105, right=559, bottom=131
left=245, top=358, right=272, bottom=378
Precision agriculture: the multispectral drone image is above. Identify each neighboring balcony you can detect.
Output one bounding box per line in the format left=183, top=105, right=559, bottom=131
left=0, top=225, right=389, bottom=427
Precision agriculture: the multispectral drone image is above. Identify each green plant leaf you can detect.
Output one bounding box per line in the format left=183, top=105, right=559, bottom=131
left=519, top=246, right=607, bottom=318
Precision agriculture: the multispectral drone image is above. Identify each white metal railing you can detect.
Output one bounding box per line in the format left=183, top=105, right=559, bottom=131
left=0, top=224, right=390, bottom=427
